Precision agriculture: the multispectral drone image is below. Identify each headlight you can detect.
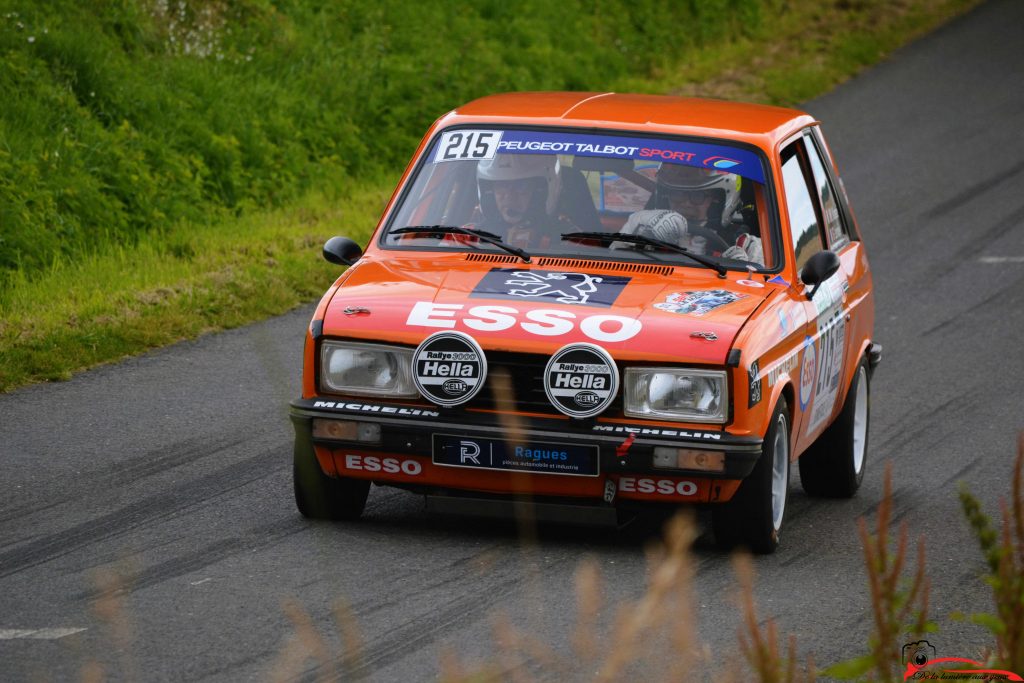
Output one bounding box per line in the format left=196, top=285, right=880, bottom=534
left=320, top=341, right=418, bottom=398
left=624, top=368, right=728, bottom=423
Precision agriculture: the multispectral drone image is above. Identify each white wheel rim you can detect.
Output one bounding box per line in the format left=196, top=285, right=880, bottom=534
left=852, top=366, right=868, bottom=475
left=771, top=412, right=789, bottom=530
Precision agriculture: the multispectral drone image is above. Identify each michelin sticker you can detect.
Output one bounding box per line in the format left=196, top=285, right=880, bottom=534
left=544, top=343, right=619, bottom=418
left=806, top=273, right=848, bottom=433
left=413, top=331, right=487, bottom=407
left=471, top=268, right=630, bottom=307
left=766, top=353, right=800, bottom=387
left=655, top=290, right=746, bottom=317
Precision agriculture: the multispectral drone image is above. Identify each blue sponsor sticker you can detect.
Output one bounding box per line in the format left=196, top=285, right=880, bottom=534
left=431, top=129, right=766, bottom=184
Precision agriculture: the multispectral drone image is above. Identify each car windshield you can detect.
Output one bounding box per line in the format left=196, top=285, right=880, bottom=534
left=381, top=128, right=774, bottom=270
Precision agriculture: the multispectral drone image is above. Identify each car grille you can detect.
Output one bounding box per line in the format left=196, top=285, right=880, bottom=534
left=466, top=350, right=623, bottom=417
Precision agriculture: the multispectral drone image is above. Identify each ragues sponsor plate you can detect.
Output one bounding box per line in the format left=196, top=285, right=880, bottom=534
left=433, top=434, right=599, bottom=477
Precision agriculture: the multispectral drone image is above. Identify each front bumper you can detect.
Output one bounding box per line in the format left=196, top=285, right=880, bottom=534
left=290, top=397, right=764, bottom=505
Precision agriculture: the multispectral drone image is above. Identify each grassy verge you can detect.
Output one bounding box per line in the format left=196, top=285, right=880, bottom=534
left=0, top=0, right=981, bottom=392
left=0, top=180, right=391, bottom=388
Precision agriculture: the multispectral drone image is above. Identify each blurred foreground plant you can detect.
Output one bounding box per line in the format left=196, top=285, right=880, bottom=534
left=828, top=462, right=931, bottom=682
left=958, top=431, right=1024, bottom=673
left=734, top=553, right=815, bottom=683
left=440, top=514, right=701, bottom=682
left=438, top=513, right=815, bottom=682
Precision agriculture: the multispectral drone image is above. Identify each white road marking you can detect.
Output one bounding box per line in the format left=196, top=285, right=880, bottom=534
left=0, top=628, right=86, bottom=640
left=979, top=256, right=1024, bottom=263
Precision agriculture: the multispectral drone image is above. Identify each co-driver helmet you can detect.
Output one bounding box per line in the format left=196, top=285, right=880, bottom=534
left=655, top=163, right=740, bottom=226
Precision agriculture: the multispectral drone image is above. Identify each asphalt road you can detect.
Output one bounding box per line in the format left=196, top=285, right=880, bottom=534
left=2, top=1, right=1023, bottom=679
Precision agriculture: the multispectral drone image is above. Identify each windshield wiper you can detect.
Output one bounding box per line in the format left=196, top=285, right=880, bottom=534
left=561, top=231, right=727, bottom=277
left=391, top=225, right=530, bottom=263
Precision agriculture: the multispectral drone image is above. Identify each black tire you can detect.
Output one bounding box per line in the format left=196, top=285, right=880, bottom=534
left=713, top=396, right=790, bottom=554
left=293, top=442, right=370, bottom=520
left=798, top=358, right=869, bottom=498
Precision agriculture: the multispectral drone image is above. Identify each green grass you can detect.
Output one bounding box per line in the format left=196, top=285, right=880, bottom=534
left=0, top=0, right=982, bottom=392
left=0, top=180, right=392, bottom=388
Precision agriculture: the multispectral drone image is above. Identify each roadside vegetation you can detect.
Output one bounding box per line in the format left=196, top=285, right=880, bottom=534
left=0, top=0, right=980, bottom=390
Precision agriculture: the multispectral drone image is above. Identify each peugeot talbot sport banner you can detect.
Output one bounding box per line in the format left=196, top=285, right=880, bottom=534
left=431, top=128, right=766, bottom=184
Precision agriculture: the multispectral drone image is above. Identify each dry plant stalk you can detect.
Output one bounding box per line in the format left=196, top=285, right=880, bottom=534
left=999, top=431, right=1024, bottom=672
left=439, top=514, right=699, bottom=683
left=596, top=513, right=697, bottom=682
left=89, top=562, right=140, bottom=682
left=857, top=461, right=930, bottom=682
left=491, top=368, right=539, bottom=544
left=571, top=558, right=603, bottom=664
left=271, top=598, right=366, bottom=682
left=960, top=431, right=1024, bottom=672
left=333, top=599, right=366, bottom=679
left=734, top=553, right=815, bottom=683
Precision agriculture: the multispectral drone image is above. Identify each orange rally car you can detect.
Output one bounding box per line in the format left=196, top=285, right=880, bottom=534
left=290, top=92, right=880, bottom=553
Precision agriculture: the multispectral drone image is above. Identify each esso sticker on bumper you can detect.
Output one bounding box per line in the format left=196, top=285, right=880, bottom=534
left=341, top=454, right=423, bottom=476
left=617, top=476, right=698, bottom=499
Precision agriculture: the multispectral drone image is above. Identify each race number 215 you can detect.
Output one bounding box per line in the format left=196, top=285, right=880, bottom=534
left=434, top=130, right=502, bottom=162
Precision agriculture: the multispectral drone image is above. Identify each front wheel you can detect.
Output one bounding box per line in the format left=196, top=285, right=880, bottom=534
left=713, top=397, right=791, bottom=554
left=293, top=441, right=370, bottom=520
left=798, top=358, right=869, bottom=498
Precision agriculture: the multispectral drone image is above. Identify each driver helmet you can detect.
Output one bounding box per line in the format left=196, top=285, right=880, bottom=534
left=655, top=163, right=740, bottom=226
left=477, top=153, right=562, bottom=221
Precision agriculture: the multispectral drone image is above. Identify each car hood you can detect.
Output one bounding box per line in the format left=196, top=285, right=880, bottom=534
left=321, top=257, right=780, bottom=364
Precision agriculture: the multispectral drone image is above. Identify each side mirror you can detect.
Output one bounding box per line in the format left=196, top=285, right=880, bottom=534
left=323, top=236, right=363, bottom=266
left=800, top=250, right=840, bottom=300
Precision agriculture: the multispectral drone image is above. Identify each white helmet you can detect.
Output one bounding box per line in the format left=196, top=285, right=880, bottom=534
left=477, top=153, right=562, bottom=216
left=655, top=163, right=741, bottom=224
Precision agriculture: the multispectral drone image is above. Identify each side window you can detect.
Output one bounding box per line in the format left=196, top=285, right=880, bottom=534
left=781, top=144, right=824, bottom=273
left=802, top=136, right=849, bottom=249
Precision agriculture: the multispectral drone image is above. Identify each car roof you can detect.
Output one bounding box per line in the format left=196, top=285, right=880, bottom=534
left=445, top=92, right=816, bottom=150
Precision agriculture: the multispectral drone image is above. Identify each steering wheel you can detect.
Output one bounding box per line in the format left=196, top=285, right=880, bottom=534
left=688, top=227, right=731, bottom=253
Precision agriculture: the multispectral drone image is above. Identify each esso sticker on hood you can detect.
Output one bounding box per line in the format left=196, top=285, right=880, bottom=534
left=407, top=302, right=642, bottom=343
